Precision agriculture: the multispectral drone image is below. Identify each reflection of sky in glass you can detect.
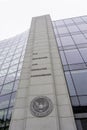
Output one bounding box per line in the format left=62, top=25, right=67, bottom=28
left=0, top=31, right=28, bottom=129
left=53, top=16, right=87, bottom=108
left=65, top=49, right=83, bottom=64
left=71, top=70, right=87, bottom=95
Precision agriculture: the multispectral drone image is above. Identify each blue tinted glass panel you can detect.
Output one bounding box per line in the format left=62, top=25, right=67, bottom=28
left=64, top=19, right=73, bottom=24
left=57, top=27, right=69, bottom=34
left=0, top=70, right=8, bottom=77
left=82, top=16, right=87, bottom=22
left=65, top=49, right=83, bottom=64
left=55, top=20, right=65, bottom=26
left=72, top=17, right=83, bottom=23
left=79, top=48, right=87, bottom=62
left=79, top=96, right=87, bottom=106
left=78, top=24, right=87, bottom=31
left=8, top=65, right=18, bottom=74
left=69, top=63, right=87, bottom=71
left=67, top=25, right=79, bottom=33
left=1, top=82, right=14, bottom=95
left=71, top=70, right=87, bottom=95
left=72, top=34, right=87, bottom=44
left=84, top=33, right=87, bottom=38
left=5, top=73, right=16, bottom=84
left=0, top=94, right=11, bottom=109
left=60, top=36, right=74, bottom=46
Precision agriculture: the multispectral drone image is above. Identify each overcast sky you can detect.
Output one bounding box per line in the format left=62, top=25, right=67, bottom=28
left=0, top=0, right=87, bottom=40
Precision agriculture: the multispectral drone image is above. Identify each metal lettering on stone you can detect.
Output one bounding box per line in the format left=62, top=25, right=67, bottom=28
left=30, top=96, right=53, bottom=117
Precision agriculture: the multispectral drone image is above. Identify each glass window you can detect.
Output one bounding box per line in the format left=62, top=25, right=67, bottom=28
left=1, top=82, right=14, bottom=95
left=76, top=119, right=87, bottom=130
left=1, top=63, right=10, bottom=69
left=0, top=56, right=5, bottom=60
left=64, top=18, right=73, bottom=24
left=8, top=65, right=18, bottom=74
left=0, top=109, right=7, bottom=120
left=65, top=49, right=83, bottom=64
left=4, top=58, right=11, bottom=63
left=0, top=62, right=3, bottom=66
left=65, top=72, right=76, bottom=96
left=0, top=76, right=5, bottom=85
left=69, top=63, right=86, bottom=71
left=67, top=25, right=79, bottom=33
left=17, top=44, right=24, bottom=49
left=0, top=69, right=8, bottom=77
left=7, top=52, right=14, bottom=57
left=57, top=27, right=69, bottom=34
left=56, top=20, right=65, bottom=26
left=76, top=119, right=83, bottom=130
left=0, top=109, right=7, bottom=128
left=72, top=34, right=87, bottom=44
left=10, top=47, right=16, bottom=51
left=73, top=17, right=83, bottom=23
left=81, top=119, right=87, bottom=130
left=12, top=54, right=21, bottom=60
left=15, top=48, right=22, bottom=54
left=5, top=73, right=16, bottom=84
left=79, top=48, right=87, bottom=62
left=71, top=70, right=87, bottom=95
left=82, top=16, right=87, bottom=22
left=78, top=24, right=87, bottom=31
left=0, top=94, right=11, bottom=109
left=84, top=33, right=87, bottom=38
left=60, top=36, right=75, bottom=46
left=10, top=59, right=19, bottom=66
left=79, top=96, right=87, bottom=106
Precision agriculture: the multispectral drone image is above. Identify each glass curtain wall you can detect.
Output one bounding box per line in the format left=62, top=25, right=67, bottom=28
left=53, top=15, right=87, bottom=130
left=0, top=32, right=28, bottom=130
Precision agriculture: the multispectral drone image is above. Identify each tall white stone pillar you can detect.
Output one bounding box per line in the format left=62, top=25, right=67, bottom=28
left=9, top=15, right=77, bottom=130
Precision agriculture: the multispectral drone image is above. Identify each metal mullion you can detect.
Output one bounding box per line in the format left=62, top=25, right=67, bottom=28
left=63, top=20, right=81, bottom=105
left=63, top=19, right=86, bottom=65
left=5, top=38, right=27, bottom=129
left=3, top=42, right=22, bottom=129
left=0, top=45, right=18, bottom=95
left=71, top=18, right=87, bottom=66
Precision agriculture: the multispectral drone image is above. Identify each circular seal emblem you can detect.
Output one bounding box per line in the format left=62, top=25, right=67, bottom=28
left=30, top=96, right=53, bottom=117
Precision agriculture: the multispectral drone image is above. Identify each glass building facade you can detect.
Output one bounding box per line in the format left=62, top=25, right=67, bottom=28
left=1, top=15, right=87, bottom=130
left=53, top=15, right=87, bottom=130
left=0, top=32, right=28, bottom=130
